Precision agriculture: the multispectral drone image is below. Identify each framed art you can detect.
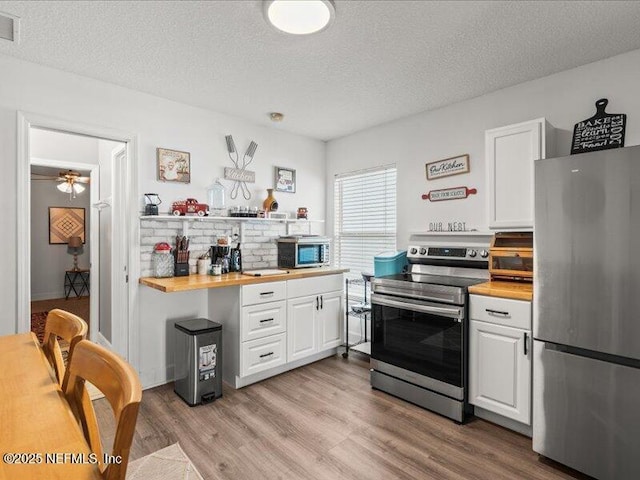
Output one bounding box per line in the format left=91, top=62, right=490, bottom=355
left=274, top=166, right=296, bottom=193
left=49, top=207, right=85, bottom=244
left=425, top=154, right=470, bottom=181
left=157, top=147, right=191, bottom=183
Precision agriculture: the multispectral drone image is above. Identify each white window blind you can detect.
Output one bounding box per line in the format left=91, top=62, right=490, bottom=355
left=334, top=165, right=397, bottom=280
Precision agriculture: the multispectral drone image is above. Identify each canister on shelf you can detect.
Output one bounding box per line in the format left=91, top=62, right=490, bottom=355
left=152, top=242, right=174, bottom=278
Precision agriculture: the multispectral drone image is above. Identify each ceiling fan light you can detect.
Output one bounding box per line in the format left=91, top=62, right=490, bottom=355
left=57, top=182, right=72, bottom=193
left=72, top=183, right=85, bottom=194
left=265, top=0, right=335, bottom=35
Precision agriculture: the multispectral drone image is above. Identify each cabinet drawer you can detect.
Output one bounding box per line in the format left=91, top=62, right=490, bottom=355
left=241, top=301, right=286, bottom=342
left=242, top=281, right=286, bottom=306
left=469, top=294, right=531, bottom=329
left=240, top=333, right=286, bottom=377
left=287, top=274, right=343, bottom=299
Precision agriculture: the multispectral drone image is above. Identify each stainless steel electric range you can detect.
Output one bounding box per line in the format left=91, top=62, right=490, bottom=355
left=370, top=236, right=491, bottom=423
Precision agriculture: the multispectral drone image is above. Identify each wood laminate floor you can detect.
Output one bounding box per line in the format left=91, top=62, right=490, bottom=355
left=95, top=353, right=588, bottom=480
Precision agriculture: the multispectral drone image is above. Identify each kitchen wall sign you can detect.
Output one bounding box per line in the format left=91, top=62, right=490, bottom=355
left=422, top=186, right=477, bottom=202
left=157, top=148, right=191, bottom=183
left=571, top=98, right=626, bottom=154
left=224, top=135, right=258, bottom=200
left=429, top=221, right=468, bottom=232
left=425, top=154, right=470, bottom=181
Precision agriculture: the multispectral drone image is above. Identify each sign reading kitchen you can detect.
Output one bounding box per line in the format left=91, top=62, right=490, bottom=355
left=425, top=154, right=470, bottom=180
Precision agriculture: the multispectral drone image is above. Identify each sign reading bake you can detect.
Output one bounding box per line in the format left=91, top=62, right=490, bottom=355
left=422, top=186, right=477, bottom=202
left=224, top=167, right=255, bottom=183
left=425, top=154, right=470, bottom=181
left=571, top=98, right=626, bottom=154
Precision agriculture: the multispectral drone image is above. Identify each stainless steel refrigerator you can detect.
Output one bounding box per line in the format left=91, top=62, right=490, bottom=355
left=534, top=145, right=640, bottom=480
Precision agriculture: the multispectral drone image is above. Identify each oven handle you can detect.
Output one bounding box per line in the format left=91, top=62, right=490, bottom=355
left=371, top=293, right=463, bottom=320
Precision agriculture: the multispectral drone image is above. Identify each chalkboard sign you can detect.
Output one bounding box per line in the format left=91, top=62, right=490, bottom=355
left=571, top=98, right=626, bottom=154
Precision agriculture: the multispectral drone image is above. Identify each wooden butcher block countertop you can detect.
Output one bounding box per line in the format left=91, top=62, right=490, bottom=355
left=469, top=281, right=533, bottom=301
left=140, top=267, right=349, bottom=293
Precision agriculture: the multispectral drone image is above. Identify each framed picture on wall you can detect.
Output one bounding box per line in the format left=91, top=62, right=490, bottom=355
left=274, top=166, right=296, bottom=193
left=49, top=207, right=85, bottom=244
left=157, top=147, right=191, bottom=183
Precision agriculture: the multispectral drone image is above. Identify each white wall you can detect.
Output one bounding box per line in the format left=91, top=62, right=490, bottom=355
left=30, top=179, right=91, bottom=300
left=326, top=48, right=640, bottom=248
left=0, top=53, right=326, bottom=389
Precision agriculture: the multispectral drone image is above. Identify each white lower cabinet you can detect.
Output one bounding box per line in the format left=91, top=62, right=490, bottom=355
left=287, top=290, right=343, bottom=362
left=317, top=291, right=342, bottom=350
left=469, top=294, right=532, bottom=426
left=287, top=295, right=318, bottom=362
left=218, top=273, right=344, bottom=388
left=240, top=333, right=286, bottom=377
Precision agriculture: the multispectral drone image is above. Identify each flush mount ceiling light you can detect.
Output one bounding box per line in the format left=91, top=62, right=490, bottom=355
left=264, top=0, right=335, bottom=35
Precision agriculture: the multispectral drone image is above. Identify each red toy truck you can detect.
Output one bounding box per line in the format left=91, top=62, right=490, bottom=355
left=171, top=198, right=209, bottom=216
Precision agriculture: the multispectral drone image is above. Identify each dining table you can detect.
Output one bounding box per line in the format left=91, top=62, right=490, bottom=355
left=0, top=332, right=101, bottom=480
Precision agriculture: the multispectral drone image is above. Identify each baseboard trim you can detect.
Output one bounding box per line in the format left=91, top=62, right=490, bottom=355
left=31, top=291, right=66, bottom=302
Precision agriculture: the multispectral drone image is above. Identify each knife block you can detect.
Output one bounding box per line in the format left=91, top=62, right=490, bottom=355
left=173, top=251, right=190, bottom=277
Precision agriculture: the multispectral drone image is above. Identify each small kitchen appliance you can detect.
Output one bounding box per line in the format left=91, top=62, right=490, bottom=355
left=374, top=250, right=408, bottom=277
left=370, top=234, right=492, bottom=423
left=210, top=245, right=231, bottom=274
left=174, top=318, right=223, bottom=406
left=277, top=235, right=330, bottom=268
left=144, top=193, right=161, bottom=216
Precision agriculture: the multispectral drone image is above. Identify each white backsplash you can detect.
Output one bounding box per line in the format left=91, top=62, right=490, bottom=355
left=139, top=219, right=311, bottom=277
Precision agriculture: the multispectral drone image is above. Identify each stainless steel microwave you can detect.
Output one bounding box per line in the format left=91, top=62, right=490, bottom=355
left=277, top=236, right=330, bottom=268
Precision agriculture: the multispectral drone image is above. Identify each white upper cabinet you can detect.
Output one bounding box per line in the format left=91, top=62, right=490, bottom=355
left=485, top=118, right=554, bottom=229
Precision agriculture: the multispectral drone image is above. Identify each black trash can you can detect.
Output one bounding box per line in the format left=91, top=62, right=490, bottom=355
left=174, top=318, right=222, bottom=406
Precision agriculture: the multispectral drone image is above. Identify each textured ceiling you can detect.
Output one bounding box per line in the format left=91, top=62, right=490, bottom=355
left=1, top=1, right=640, bottom=140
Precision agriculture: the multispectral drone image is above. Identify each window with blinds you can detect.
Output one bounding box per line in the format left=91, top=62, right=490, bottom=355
left=333, top=165, right=397, bottom=280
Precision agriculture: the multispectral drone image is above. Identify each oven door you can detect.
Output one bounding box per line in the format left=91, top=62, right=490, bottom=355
left=371, top=293, right=464, bottom=392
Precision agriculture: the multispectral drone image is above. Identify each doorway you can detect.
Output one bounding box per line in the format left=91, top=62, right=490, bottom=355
left=17, top=112, right=138, bottom=364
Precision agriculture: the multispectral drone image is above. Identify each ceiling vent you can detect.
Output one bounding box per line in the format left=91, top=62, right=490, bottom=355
left=0, top=11, right=19, bottom=43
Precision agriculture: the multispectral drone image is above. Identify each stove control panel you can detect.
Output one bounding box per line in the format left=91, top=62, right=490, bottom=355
left=407, top=245, right=488, bottom=262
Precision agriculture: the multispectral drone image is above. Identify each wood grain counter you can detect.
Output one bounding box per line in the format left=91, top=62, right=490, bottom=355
left=0, top=333, right=101, bottom=479
left=139, top=267, right=349, bottom=293
left=469, top=281, right=533, bottom=301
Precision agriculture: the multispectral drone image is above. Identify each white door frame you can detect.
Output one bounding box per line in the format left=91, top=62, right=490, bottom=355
left=30, top=157, right=100, bottom=343
left=17, top=111, right=140, bottom=369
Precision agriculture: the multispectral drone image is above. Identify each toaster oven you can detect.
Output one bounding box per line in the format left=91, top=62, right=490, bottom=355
left=277, top=236, right=330, bottom=268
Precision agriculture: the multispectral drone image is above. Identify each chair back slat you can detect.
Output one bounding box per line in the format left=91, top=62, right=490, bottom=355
left=63, top=340, right=142, bottom=480
left=42, top=309, right=88, bottom=385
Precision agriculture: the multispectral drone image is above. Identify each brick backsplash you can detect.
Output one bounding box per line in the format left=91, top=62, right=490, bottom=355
left=140, top=219, right=290, bottom=277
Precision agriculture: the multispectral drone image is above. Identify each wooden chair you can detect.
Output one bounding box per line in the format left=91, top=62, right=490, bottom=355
left=62, top=340, right=142, bottom=480
left=42, top=308, right=88, bottom=385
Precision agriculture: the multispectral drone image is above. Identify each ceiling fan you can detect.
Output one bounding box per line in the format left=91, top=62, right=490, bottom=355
left=31, top=170, right=90, bottom=199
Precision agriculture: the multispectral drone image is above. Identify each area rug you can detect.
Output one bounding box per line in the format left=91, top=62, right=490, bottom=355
left=126, top=443, right=204, bottom=480
left=31, top=310, right=70, bottom=362
left=30, top=310, right=48, bottom=343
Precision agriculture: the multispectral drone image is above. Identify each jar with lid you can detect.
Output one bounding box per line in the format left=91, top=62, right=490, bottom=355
left=207, top=179, right=226, bottom=215
left=152, top=242, right=174, bottom=278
